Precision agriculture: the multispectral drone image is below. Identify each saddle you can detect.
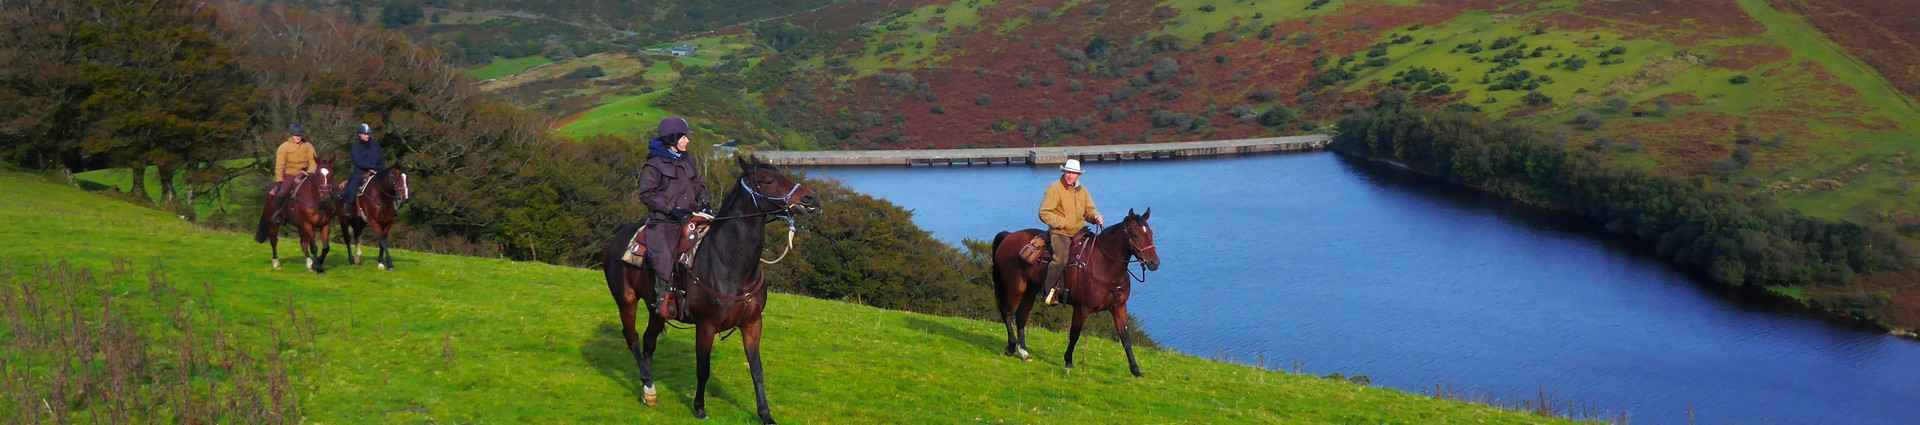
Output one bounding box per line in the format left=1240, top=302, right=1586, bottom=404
left=619, top=215, right=712, bottom=270
left=1020, top=229, right=1097, bottom=267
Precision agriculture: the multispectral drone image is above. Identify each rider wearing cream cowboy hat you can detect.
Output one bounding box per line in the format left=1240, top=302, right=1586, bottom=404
left=1038, top=158, right=1103, bottom=306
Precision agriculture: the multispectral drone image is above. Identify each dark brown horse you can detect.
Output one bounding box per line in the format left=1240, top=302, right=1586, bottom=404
left=601, top=156, right=818, bottom=424
left=337, top=167, right=409, bottom=270
left=990, top=209, right=1160, bottom=376
left=254, top=161, right=337, bottom=273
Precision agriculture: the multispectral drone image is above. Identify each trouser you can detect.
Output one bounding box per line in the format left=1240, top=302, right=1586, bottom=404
left=266, top=178, right=295, bottom=221
left=341, top=171, right=365, bottom=202
left=644, top=220, right=687, bottom=297
left=1044, top=233, right=1070, bottom=296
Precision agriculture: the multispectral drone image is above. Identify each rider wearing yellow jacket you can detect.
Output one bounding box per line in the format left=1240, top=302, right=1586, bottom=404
left=1038, top=159, right=1103, bottom=305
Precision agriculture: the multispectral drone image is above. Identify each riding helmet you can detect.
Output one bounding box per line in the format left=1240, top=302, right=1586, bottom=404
left=657, top=116, right=691, bottom=138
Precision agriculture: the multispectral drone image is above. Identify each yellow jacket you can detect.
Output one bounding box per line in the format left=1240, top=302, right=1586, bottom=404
left=1038, top=180, right=1100, bottom=237
left=274, top=138, right=318, bottom=182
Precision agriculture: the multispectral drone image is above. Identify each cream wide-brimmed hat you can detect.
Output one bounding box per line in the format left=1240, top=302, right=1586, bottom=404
left=1060, top=159, right=1084, bottom=174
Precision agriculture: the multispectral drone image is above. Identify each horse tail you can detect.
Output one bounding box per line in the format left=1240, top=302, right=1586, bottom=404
left=254, top=209, right=272, bottom=243
left=989, top=231, right=1011, bottom=301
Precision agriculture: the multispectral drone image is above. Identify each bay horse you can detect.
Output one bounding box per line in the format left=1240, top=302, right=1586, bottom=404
left=601, top=156, right=818, bottom=424
left=337, top=167, right=409, bottom=270
left=990, top=209, right=1160, bottom=376
left=254, top=161, right=336, bottom=273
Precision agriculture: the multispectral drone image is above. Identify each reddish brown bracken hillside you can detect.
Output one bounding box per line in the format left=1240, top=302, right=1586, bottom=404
left=1772, top=0, right=1920, bottom=100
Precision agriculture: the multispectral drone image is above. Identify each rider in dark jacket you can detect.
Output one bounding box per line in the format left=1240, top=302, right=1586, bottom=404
left=340, top=123, right=385, bottom=213
left=639, top=116, right=709, bottom=318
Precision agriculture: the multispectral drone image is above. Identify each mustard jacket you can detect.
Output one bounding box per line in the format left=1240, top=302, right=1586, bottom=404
left=274, top=138, right=318, bottom=182
left=1038, top=180, right=1100, bottom=237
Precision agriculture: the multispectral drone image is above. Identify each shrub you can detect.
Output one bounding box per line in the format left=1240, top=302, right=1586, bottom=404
left=1730, top=75, right=1751, bottom=85
left=1522, top=91, right=1553, bottom=107
left=975, top=94, right=992, bottom=106
left=563, top=65, right=605, bottom=80
left=1259, top=106, right=1297, bottom=128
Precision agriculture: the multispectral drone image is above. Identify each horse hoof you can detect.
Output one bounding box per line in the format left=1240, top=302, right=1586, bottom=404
left=271, top=259, right=281, bottom=270
left=306, top=258, right=315, bottom=270
left=379, top=263, right=390, bottom=271
left=642, top=385, right=657, bottom=407
left=692, top=408, right=708, bottom=420
left=760, top=415, right=777, bottom=425
left=1063, top=366, right=1073, bottom=375
left=1017, top=348, right=1032, bottom=361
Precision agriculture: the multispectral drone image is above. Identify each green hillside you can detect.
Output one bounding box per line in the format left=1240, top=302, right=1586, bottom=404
left=0, top=169, right=1570, bottom=423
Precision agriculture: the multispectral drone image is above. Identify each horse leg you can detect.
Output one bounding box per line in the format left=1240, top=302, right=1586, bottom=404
left=692, top=324, right=716, bottom=420
left=743, top=318, right=776, bottom=424
left=300, top=227, right=316, bottom=272
left=339, top=219, right=355, bottom=265
left=613, top=288, right=652, bottom=406
left=316, top=222, right=331, bottom=274
left=639, top=310, right=666, bottom=406
left=1014, top=287, right=1038, bottom=357
left=270, top=235, right=281, bottom=270
left=998, top=272, right=1024, bottom=359
left=1112, top=306, right=1143, bottom=378
left=378, top=237, right=393, bottom=271
left=1063, top=306, right=1088, bottom=373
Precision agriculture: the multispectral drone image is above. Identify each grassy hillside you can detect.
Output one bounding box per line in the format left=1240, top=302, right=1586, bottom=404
left=0, top=170, right=1570, bottom=423
left=466, top=55, right=554, bottom=80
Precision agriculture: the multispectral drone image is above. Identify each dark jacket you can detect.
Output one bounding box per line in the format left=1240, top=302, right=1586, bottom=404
left=639, top=137, right=708, bottom=222
left=350, top=138, right=384, bottom=173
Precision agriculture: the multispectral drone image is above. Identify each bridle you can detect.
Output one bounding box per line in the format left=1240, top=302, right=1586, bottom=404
left=706, top=173, right=810, bottom=264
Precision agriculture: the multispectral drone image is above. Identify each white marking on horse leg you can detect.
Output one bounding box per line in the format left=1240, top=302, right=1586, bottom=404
left=1017, top=348, right=1032, bottom=361
left=642, top=384, right=658, bottom=406
left=272, top=259, right=281, bottom=270
left=306, top=257, right=315, bottom=270
left=378, top=262, right=389, bottom=271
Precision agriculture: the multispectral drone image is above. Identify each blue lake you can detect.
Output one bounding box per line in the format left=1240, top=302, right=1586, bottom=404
left=808, top=152, right=1920, bottom=424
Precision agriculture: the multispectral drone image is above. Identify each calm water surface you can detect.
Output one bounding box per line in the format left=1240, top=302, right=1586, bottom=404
left=808, top=153, right=1920, bottom=424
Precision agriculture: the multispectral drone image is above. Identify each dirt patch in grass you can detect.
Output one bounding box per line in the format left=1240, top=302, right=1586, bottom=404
left=1771, top=0, right=1920, bottom=100
left=1544, top=0, right=1765, bottom=45
left=1605, top=112, right=1745, bottom=175
left=1709, top=43, right=1792, bottom=70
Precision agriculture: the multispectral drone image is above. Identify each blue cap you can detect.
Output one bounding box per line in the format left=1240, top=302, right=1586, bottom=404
left=288, top=123, right=306, bottom=136
left=356, top=123, right=372, bottom=134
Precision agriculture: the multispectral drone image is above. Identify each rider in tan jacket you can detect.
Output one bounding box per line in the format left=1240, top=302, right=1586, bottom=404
left=1038, top=159, right=1103, bottom=305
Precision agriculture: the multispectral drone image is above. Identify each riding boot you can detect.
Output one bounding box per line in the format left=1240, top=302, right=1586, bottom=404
left=1043, top=259, right=1067, bottom=306
left=654, top=276, right=681, bottom=321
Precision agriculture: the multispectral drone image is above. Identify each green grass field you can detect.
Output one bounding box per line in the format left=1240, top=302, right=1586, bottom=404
left=0, top=170, right=1571, bottom=423
left=556, top=90, right=674, bottom=140
left=467, top=55, right=554, bottom=81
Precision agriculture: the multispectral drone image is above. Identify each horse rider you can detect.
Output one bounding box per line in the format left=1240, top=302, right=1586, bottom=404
left=339, top=123, right=385, bottom=217
left=639, top=116, right=711, bottom=319
left=268, top=123, right=319, bottom=221
left=1038, top=158, right=1103, bottom=306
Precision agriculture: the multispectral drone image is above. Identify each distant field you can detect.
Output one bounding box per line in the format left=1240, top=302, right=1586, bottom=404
left=555, top=90, right=673, bottom=140
left=467, top=55, right=553, bottom=80
left=0, top=169, right=1574, bottom=423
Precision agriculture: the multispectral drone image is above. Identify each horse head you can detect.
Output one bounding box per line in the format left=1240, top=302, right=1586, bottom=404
left=1123, top=208, right=1159, bottom=271
left=315, top=160, right=334, bottom=195
left=736, top=155, right=819, bottom=216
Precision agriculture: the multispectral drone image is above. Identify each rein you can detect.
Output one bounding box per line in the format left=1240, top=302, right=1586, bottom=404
left=705, top=176, right=805, bottom=264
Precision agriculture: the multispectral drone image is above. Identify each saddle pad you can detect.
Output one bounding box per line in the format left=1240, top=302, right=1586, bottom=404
left=621, top=225, right=649, bottom=267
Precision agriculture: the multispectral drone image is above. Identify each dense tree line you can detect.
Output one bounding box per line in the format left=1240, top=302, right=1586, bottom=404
left=1332, top=103, right=1908, bottom=290
left=0, top=0, right=1140, bottom=342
